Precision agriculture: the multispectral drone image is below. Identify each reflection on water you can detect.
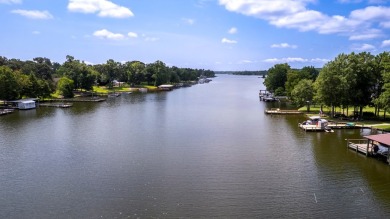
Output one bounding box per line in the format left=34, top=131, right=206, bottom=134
left=1, top=75, right=390, bottom=218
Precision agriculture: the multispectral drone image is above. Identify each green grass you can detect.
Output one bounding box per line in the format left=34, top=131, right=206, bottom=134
left=92, top=86, right=110, bottom=93
left=299, top=105, right=389, bottom=117
left=92, top=86, right=139, bottom=93
left=372, top=125, right=390, bottom=131
left=50, top=92, right=62, bottom=99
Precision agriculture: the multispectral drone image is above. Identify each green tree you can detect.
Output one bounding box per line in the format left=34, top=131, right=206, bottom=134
left=57, top=56, right=96, bottom=91
left=169, top=66, right=180, bottom=83
left=124, top=61, right=146, bottom=85
left=264, top=63, right=290, bottom=92
left=33, top=57, right=54, bottom=80
left=291, top=79, right=314, bottom=111
left=103, top=59, right=120, bottom=88
left=371, top=52, right=387, bottom=115
left=6, top=58, right=23, bottom=71
left=344, top=52, right=376, bottom=117
left=0, top=56, right=8, bottom=66
left=285, top=69, right=311, bottom=97
left=147, top=60, right=169, bottom=86
left=314, top=54, right=349, bottom=116
left=301, top=66, right=319, bottom=81
left=37, top=79, right=52, bottom=98
left=57, top=77, right=74, bottom=98
left=79, top=64, right=97, bottom=91
left=0, top=66, right=20, bottom=100
left=373, top=52, right=390, bottom=117
left=57, top=55, right=80, bottom=88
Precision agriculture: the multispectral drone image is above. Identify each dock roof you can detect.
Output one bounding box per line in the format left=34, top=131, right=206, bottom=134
left=158, top=84, right=174, bottom=88
left=6, top=98, right=39, bottom=103
left=364, top=133, right=390, bottom=147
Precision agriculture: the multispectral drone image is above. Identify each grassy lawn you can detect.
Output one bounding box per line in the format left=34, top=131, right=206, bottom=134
left=44, top=85, right=159, bottom=100
left=299, top=105, right=388, bottom=117
left=372, top=124, right=390, bottom=130
left=92, top=86, right=134, bottom=93
left=92, top=85, right=158, bottom=93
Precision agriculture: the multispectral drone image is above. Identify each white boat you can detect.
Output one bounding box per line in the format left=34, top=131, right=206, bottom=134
left=108, top=93, right=121, bottom=97
left=299, top=116, right=331, bottom=132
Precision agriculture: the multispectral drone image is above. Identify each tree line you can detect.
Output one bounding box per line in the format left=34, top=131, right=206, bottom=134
left=215, top=70, right=267, bottom=76
left=0, top=55, right=215, bottom=100
left=263, top=51, right=390, bottom=118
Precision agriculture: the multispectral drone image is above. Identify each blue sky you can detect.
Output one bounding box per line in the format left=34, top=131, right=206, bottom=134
left=1, top=0, right=390, bottom=71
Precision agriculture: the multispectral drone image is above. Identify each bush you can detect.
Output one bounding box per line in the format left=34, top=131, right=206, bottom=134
left=274, top=87, right=285, bottom=96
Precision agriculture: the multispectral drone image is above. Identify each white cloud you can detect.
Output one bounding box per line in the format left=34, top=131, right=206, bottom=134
left=218, top=0, right=390, bottom=41
left=68, top=0, right=134, bottom=18
left=228, top=27, right=237, bottom=34
left=32, top=31, right=40, bottom=35
left=182, top=18, right=195, bottom=25
left=239, top=60, right=256, bottom=64
left=93, top=29, right=125, bottom=40
left=144, top=37, right=159, bottom=42
left=127, top=32, right=138, bottom=38
left=381, top=40, right=390, bottom=47
left=11, top=10, right=53, bottom=19
left=141, top=34, right=159, bottom=42
left=263, top=57, right=329, bottom=63
left=352, top=43, right=376, bottom=51
left=219, top=0, right=307, bottom=19
left=221, top=37, right=237, bottom=44
left=264, top=57, right=308, bottom=63
left=380, top=21, right=390, bottom=28
left=82, top=60, right=94, bottom=65
left=311, top=58, right=331, bottom=63
left=349, top=33, right=382, bottom=40
left=271, top=43, right=297, bottom=49
left=0, top=0, right=21, bottom=4
left=350, top=6, right=390, bottom=22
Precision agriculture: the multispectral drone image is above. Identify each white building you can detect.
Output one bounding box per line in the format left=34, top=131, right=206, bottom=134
left=18, top=100, right=36, bottom=109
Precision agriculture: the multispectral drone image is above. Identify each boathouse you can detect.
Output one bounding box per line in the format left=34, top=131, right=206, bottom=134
left=7, top=98, right=38, bottom=110
left=158, top=84, right=174, bottom=91
left=347, top=133, right=390, bottom=164
left=364, top=134, right=390, bottom=163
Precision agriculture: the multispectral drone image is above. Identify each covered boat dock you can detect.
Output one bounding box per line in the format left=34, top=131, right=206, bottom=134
left=5, top=98, right=39, bottom=110
left=346, top=133, right=390, bottom=164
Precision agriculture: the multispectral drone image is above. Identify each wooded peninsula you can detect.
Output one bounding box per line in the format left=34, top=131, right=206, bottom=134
left=0, top=55, right=215, bottom=100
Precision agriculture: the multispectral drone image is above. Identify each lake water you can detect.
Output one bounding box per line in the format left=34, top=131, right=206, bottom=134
left=1, top=74, right=390, bottom=218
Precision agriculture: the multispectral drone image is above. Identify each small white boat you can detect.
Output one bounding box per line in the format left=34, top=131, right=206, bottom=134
left=108, top=93, right=121, bottom=97
left=299, top=116, right=332, bottom=132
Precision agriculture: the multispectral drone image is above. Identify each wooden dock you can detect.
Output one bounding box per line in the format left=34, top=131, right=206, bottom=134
left=0, top=109, right=14, bottom=116
left=45, top=98, right=106, bottom=103
left=328, top=123, right=361, bottom=129
left=265, top=108, right=302, bottom=115
left=346, top=139, right=372, bottom=156
left=39, top=103, right=73, bottom=108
